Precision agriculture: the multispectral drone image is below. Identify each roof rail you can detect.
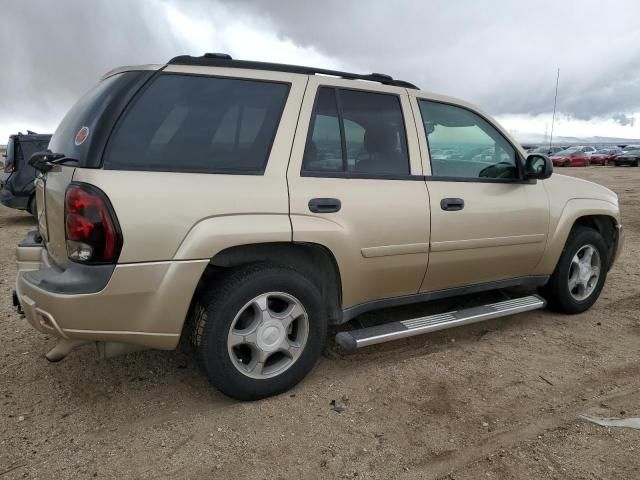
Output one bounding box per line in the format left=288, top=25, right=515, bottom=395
left=167, top=53, right=419, bottom=89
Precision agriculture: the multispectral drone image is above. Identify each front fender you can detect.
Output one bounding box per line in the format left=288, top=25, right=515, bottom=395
left=533, top=198, right=620, bottom=275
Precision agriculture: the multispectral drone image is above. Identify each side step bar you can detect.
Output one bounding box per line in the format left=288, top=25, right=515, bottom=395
left=336, top=295, right=546, bottom=349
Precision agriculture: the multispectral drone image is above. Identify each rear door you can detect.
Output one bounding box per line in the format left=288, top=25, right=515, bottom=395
left=412, top=94, right=549, bottom=292
left=287, top=77, right=430, bottom=310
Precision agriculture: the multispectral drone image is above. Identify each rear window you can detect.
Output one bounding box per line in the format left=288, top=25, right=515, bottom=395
left=49, top=72, right=149, bottom=167
left=103, top=74, right=290, bottom=174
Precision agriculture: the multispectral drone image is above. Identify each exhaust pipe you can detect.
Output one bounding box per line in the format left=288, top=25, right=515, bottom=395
left=96, top=341, right=147, bottom=359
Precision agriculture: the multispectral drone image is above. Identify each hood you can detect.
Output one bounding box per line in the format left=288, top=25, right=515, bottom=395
left=545, top=173, right=618, bottom=206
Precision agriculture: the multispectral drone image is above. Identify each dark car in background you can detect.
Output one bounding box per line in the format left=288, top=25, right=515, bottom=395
left=614, top=145, right=640, bottom=167
left=591, top=147, right=622, bottom=166
left=0, top=132, right=52, bottom=216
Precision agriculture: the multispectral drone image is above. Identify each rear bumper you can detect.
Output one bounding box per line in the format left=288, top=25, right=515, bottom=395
left=14, top=232, right=208, bottom=350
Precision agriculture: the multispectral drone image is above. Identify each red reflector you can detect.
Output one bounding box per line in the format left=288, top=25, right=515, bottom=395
left=64, top=184, right=121, bottom=264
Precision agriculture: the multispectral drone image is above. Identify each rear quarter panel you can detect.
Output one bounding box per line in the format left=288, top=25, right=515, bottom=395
left=73, top=67, right=307, bottom=263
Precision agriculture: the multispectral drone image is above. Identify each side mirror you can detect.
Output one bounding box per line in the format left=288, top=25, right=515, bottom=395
left=524, top=154, right=552, bottom=180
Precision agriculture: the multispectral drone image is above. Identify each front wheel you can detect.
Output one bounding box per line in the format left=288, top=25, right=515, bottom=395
left=190, top=264, right=327, bottom=400
left=540, top=227, right=608, bottom=314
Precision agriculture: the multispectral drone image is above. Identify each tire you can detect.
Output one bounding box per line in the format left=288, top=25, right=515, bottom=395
left=634, top=160, right=639, bottom=167
left=564, top=160, right=571, bottom=167
left=604, top=160, right=609, bottom=167
left=190, top=263, right=327, bottom=400
left=539, top=227, right=609, bottom=314
left=27, top=195, right=37, bottom=219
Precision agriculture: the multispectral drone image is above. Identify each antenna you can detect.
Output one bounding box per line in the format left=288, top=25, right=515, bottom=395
left=549, top=68, right=560, bottom=150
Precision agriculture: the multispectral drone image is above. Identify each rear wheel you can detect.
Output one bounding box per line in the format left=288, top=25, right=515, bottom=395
left=634, top=160, right=639, bottom=167
left=540, top=227, right=608, bottom=314
left=564, top=160, right=571, bottom=167
left=27, top=195, right=37, bottom=219
left=604, top=159, right=609, bottom=166
left=190, top=264, right=327, bottom=400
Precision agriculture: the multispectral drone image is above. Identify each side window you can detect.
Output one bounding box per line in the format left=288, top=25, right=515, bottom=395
left=303, top=87, right=343, bottom=172
left=104, top=74, right=289, bottom=173
left=418, top=100, right=519, bottom=180
left=303, top=87, right=409, bottom=176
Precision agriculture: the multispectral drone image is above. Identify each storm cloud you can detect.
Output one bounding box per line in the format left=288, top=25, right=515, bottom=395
left=0, top=0, right=639, bottom=138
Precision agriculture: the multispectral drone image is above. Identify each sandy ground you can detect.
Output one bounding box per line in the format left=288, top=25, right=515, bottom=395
left=1, top=167, right=639, bottom=479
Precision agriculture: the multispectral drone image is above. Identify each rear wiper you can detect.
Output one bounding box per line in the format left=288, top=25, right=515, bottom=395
left=28, top=150, right=79, bottom=173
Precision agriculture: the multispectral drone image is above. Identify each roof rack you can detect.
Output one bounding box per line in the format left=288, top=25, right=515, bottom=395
left=167, top=53, right=419, bottom=89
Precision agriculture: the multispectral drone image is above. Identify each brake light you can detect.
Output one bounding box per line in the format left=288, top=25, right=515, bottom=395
left=64, top=183, right=122, bottom=263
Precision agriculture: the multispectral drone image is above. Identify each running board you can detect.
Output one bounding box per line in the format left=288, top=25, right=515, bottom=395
left=335, top=295, right=546, bottom=349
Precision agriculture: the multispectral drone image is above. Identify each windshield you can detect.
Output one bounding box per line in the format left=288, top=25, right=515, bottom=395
left=555, top=150, right=576, bottom=157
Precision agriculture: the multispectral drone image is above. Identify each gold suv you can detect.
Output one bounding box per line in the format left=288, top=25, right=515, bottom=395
left=14, top=54, right=624, bottom=400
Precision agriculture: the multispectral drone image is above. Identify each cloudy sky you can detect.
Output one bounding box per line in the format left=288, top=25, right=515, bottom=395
left=1, top=0, right=639, bottom=143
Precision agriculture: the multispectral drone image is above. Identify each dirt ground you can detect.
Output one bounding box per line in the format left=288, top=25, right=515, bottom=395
left=1, top=167, right=639, bottom=479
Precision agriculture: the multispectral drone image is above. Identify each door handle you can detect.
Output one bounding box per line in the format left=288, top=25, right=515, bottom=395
left=309, top=198, right=341, bottom=213
left=440, top=198, right=464, bottom=211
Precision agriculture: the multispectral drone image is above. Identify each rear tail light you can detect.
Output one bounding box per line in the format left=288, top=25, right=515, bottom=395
left=64, top=183, right=122, bottom=264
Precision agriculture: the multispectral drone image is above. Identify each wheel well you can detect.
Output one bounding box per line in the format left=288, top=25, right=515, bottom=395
left=196, top=242, right=342, bottom=324
left=571, top=215, right=618, bottom=267
left=27, top=193, right=36, bottom=213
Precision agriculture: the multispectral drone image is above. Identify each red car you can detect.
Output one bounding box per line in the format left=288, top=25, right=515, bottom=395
left=550, top=150, right=590, bottom=167
left=590, top=148, right=620, bottom=166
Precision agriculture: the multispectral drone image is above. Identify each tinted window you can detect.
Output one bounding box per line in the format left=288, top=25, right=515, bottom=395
left=49, top=72, right=148, bottom=168
left=303, top=88, right=343, bottom=172
left=104, top=74, right=289, bottom=173
left=419, top=100, right=519, bottom=180
left=303, top=87, right=409, bottom=176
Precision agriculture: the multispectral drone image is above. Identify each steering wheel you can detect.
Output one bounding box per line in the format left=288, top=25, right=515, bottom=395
left=478, top=161, right=517, bottom=179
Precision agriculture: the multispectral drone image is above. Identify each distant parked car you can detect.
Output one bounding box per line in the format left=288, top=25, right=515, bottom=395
left=591, top=147, right=622, bottom=166
left=564, top=145, right=597, bottom=157
left=0, top=132, right=52, bottom=216
left=614, top=146, right=640, bottom=167
left=530, top=146, right=563, bottom=156
left=550, top=149, right=590, bottom=167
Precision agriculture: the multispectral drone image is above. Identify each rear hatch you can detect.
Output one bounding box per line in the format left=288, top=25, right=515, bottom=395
left=38, top=69, right=157, bottom=267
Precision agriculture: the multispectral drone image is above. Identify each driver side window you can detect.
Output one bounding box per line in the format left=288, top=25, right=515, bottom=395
left=418, top=100, right=519, bottom=180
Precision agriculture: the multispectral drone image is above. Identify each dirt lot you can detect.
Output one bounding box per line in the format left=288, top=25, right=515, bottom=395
left=1, top=167, right=639, bottom=479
